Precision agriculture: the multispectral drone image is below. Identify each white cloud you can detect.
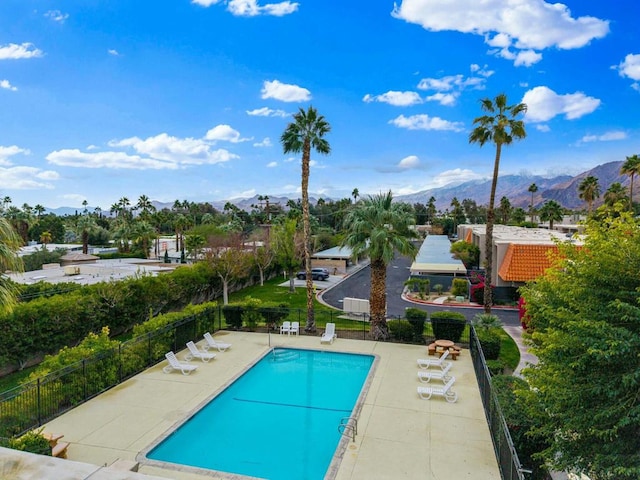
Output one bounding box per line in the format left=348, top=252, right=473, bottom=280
left=44, top=10, right=69, bottom=23
left=108, top=49, right=120, bottom=56
left=363, top=91, right=422, bottom=106
left=253, top=137, right=272, bottom=147
left=389, top=114, right=464, bottom=132
left=580, top=131, right=627, bottom=143
left=261, top=80, right=311, bottom=102
left=0, top=166, right=59, bottom=190
left=48, top=149, right=179, bottom=170
left=431, top=168, right=483, bottom=188
left=193, top=0, right=298, bottom=16
left=615, top=54, right=640, bottom=90
left=0, top=80, right=17, bottom=91
left=246, top=107, right=288, bottom=117
left=192, top=0, right=222, bottom=6
left=61, top=194, right=87, bottom=205
left=204, top=124, right=249, bottom=143
left=514, top=49, right=543, bottom=67
left=398, top=155, right=420, bottom=169
left=416, top=67, right=490, bottom=103
left=267, top=161, right=278, bottom=167
left=535, top=124, right=551, bottom=132
left=424, top=92, right=458, bottom=106
left=51, top=130, right=240, bottom=169
left=392, top=0, right=609, bottom=66
left=0, top=43, right=43, bottom=60
left=617, top=54, right=640, bottom=79
left=0, top=145, right=29, bottom=166
left=522, top=86, right=600, bottom=122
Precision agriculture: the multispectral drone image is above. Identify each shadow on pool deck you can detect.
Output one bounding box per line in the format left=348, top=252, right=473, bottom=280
left=27, top=332, right=500, bottom=480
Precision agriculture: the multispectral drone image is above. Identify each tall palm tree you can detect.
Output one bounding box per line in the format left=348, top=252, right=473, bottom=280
left=76, top=214, right=97, bottom=254
left=577, top=175, right=601, bottom=214
left=604, top=182, right=628, bottom=208
left=281, top=106, right=331, bottom=333
left=469, top=93, right=527, bottom=313
left=528, top=183, right=538, bottom=222
left=342, top=191, right=417, bottom=340
left=538, top=200, right=563, bottom=229
left=0, top=217, right=23, bottom=314
left=352, top=188, right=359, bottom=204
left=135, top=194, right=156, bottom=221
left=39, top=230, right=52, bottom=250
left=620, top=154, right=640, bottom=211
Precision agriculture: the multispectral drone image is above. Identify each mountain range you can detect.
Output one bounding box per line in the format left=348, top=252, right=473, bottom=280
left=45, top=160, right=629, bottom=216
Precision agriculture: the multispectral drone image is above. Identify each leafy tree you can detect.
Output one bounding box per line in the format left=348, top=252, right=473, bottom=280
left=578, top=175, right=601, bottom=214
left=272, top=218, right=304, bottom=293
left=620, top=154, right=640, bottom=210
left=538, top=200, right=563, bottom=229
left=512, top=207, right=526, bottom=224
left=39, top=230, right=52, bottom=250
left=341, top=191, right=417, bottom=340
left=0, top=217, right=23, bottom=313
left=469, top=93, right=527, bottom=313
left=426, top=196, right=437, bottom=224
left=28, top=213, right=65, bottom=244
left=281, top=106, right=331, bottom=333
left=205, top=234, right=253, bottom=305
left=520, top=209, right=640, bottom=478
left=185, top=233, right=206, bottom=262
left=450, top=240, right=480, bottom=268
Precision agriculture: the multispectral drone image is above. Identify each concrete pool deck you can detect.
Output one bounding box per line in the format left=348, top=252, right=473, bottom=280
left=29, top=331, right=500, bottom=479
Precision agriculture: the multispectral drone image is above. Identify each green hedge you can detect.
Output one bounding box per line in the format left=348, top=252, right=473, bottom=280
left=0, top=262, right=220, bottom=370
left=430, top=310, right=466, bottom=342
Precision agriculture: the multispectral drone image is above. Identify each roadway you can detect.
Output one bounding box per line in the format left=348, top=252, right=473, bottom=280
left=320, top=253, right=520, bottom=326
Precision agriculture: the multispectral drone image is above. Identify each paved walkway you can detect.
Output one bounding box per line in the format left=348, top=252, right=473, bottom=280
left=12, top=332, right=500, bottom=480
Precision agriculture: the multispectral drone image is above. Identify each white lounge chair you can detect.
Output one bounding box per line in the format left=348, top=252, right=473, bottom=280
left=280, top=321, right=291, bottom=335
left=417, top=349, right=451, bottom=370
left=185, top=341, right=217, bottom=363
left=417, top=376, right=457, bottom=403
left=163, top=351, right=198, bottom=375
left=290, top=321, right=299, bottom=336
left=203, top=332, right=232, bottom=352
left=321, top=323, right=337, bottom=344
left=417, top=361, right=452, bottom=383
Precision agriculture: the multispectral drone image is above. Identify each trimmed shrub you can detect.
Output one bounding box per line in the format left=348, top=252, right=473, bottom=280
left=258, top=303, right=289, bottom=329
left=405, top=308, right=427, bottom=342
left=5, top=429, right=51, bottom=456
left=222, top=305, right=243, bottom=330
left=477, top=329, right=501, bottom=360
left=486, top=359, right=505, bottom=376
left=388, top=320, right=414, bottom=342
left=430, top=310, right=466, bottom=342
left=451, top=278, right=468, bottom=297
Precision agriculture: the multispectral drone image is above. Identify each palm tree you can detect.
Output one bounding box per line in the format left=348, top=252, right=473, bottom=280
left=577, top=175, right=601, bottom=214
left=135, top=194, right=156, bottom=221
left=75, top=214, right=97, bottom=254
left=620, top=154, right=640, bottom=211
left=469, top=93, right=527, bottom=313
left=604, top=182, right=628, bottom=208
left=498, top=196, right=512, bottom=224
left=133, top=220, right=157, bottom=259
left=538, top=200, right=563, bottom=229
left=0, top=217, right=23, bottom=314
left=341, top=191, right=417, bottom=340
left=281, top=106, right=331, bottom=333
left=39, top=230, right=52, bottom=250
left=352, top=188, right=359, bottom=204
left=528, top=183, right=538, bottom=222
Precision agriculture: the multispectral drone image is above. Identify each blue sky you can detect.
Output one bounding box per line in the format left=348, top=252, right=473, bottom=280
left=0, top=0, right=639, bottom=210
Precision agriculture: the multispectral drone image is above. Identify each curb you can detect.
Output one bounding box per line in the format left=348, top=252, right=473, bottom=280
left=401, top=293, right=519, bottom=311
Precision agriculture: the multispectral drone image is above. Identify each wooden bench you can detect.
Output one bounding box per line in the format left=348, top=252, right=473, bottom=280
left=427, top=343, right=437, bottom=355
left=52, top=441, right=69, bottom=459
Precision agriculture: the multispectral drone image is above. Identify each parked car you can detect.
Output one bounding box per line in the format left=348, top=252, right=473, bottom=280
left=296, top=268, right=330, bottom=281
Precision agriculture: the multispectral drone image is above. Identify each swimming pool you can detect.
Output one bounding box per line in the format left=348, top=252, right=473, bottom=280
left=144, top=348, right=375, bottom=479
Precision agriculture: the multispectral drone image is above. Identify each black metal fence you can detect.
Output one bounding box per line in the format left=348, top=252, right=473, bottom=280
left=470, top=326, right=526, bottom=480
left=0, top=306, right=222, bottom=438
left=1, top=306, right=521, bottom=480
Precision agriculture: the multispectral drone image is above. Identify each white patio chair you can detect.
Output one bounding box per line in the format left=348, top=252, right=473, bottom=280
left=185, top=341, right=217, bottom=363
left=417, top=361, right=452, bottom=383
left=321, top=323, right=337, bottom=344
left=290, top=321, right=299, bottom=336
left=417, top=349, right=451, bottom=370
left=163, top=351, right=198, bottom=375
left=417, top=376, right=457, bottom=403
left=280, top=321, right=291, bottom=335
left=203, top=332, right=232, bottom=352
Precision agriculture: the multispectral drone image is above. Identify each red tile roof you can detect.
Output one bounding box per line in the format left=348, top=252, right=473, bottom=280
left=498, top=243, right=560, bottom=282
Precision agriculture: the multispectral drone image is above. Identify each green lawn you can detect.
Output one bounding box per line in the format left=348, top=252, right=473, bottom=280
left=498, top=329, right=521, bottom=371
left=0, top=365, right=38, bottom=392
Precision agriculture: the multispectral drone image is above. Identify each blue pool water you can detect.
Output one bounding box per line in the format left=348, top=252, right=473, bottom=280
left=146, top=348, right=374, bottom=480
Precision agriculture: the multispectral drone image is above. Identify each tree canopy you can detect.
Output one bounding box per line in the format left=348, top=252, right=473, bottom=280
left=520, top=209, right=640, bottom=479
